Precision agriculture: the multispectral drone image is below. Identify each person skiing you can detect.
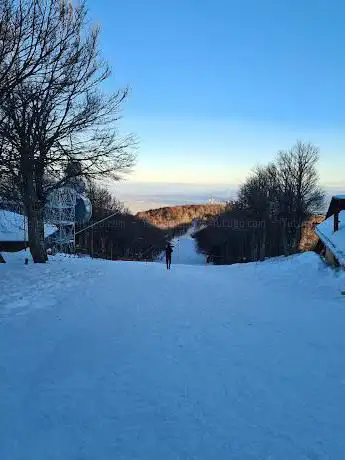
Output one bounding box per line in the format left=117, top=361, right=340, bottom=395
left=165, top=242, right=173, bottom=270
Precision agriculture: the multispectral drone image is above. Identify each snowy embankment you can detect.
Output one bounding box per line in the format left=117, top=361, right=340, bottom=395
left=1, top=252, right=345, bottom=459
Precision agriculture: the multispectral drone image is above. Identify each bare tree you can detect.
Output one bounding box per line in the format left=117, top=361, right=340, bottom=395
left=236, top=141, right=324, bottom=259
left=237, top=164, right=282, bottom=259
left=0, top=0, right=85, bottom=262
left=277, top=141, right=324, bottom=252
left=0, top=0, right=77, bottom=101
left=0, top=0, right=136, bottom=262
left=86, top=182, right=129, bottom=220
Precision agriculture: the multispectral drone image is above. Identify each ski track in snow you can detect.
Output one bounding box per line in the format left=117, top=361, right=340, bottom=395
left=1, top=252, right=345, bottom=459
left=170, top=226, right=206, bottom=266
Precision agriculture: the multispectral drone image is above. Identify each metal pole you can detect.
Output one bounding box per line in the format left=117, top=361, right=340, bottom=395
left=91, top=226, right=94, bottom=258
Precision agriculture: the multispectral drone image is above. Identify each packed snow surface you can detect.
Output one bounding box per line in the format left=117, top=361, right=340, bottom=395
left=1, top=252, right=345, bottom=459
left=170, top=226, right=205, bottom=265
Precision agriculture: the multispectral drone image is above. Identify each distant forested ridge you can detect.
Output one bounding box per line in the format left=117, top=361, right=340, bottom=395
left=137, top=204, right=225, bottom=229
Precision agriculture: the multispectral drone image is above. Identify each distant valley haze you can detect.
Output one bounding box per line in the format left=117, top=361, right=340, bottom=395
left=110, top=180, right=344, bottom=214
left=109, top=117, right=345, bottom=213
left=110, top=181, right=236, bottom=213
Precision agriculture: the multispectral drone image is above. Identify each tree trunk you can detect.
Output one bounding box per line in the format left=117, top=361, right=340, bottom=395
left=20, top=157, right=47, bottom=263
left=23, top=179, right=47, bottom=263
left=293, top=218, right=303, bottom=253
left=259, top=228, right=266, bottom=261
left=251, top=232, right=258, bottom=261
left=282, top=219, right=289, bottom=256
left=26, top=199, right=47, bottom=263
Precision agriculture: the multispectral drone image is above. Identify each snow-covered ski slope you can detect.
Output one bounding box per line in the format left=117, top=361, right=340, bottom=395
left=1, top=252, right=345, bottom=459
left=170, top=227, right=205, bottom=265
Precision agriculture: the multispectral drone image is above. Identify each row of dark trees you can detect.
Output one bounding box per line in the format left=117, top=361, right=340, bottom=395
left=195, top=141, right=324, bottom=264
left=0, top=0, right=135, bottom=263
left=74, top=183, right=167, bottom=261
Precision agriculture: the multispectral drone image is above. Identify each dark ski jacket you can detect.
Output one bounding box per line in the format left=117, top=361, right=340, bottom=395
left=165, top=244, right=173, bottom=256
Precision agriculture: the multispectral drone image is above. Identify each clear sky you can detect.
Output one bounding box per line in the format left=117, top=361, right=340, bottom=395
left=88, top=0, right=345, bottom=192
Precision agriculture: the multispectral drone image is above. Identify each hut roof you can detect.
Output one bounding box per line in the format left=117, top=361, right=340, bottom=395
left=0, top=210, right=56, bottom=242
left=315, top=210, right=345, bottom=265
left=315, top=195, right=345, bottom=253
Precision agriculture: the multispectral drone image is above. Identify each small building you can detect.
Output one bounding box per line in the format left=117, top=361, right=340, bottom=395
left=315, top=195, right=345, bottom=267
left=0, top=210, right=56, bottom=253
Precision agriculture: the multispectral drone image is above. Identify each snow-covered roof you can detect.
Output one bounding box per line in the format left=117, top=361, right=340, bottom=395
left=0, top=210, right=57, bottom=242
left=315, top=210, right=345, bottom=265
